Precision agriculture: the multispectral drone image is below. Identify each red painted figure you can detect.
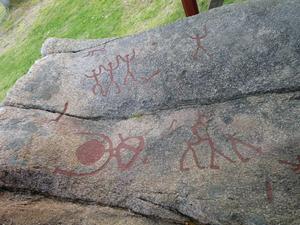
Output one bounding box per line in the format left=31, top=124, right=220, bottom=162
left=266, top=177, right=273, bottom=203
left=226, top=134, right=262, bottom=163
left=85, top=60, right=121, bottom=96
left=54, top=132, right=145, bottom=176
left=189, top=25, right=211, bottom=59
left=117, top=49, right=136, bottom=85
left=99, top=61, right=122, bottom=95
left=168, top=119, right=178, bottom=131
left=85, top=49, right=137, bottom=96
left=141, top=69, right=161, bottom=83
left=278, top=155, right=300, bottom=174
left=84, top=47, right=106, bottom=57
left=49, top=102, right=69, bottom=123
left=180, top=113, right=234, bottom=171
left=180, top=112, right=262, bottom=171
left=86, top=48, right=161, bottom=96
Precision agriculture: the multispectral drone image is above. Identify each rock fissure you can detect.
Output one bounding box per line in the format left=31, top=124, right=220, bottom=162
left=67, top=37, right=121, bottom=54
left=1, top=0, right=300, bottom=224
left=4, top=87, right=300, bottom=121
left=136, top=196, right=202, bottom=225
left=41, top=37, right=121, bottom=56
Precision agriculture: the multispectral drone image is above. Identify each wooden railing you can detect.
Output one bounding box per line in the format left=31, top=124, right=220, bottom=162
left=181, top=0, right=224, bottom=17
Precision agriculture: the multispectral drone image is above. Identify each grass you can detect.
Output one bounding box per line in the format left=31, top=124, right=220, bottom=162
left=0, top=0, right=245, bottom=101
left=0, top=4, right=7, bottom=23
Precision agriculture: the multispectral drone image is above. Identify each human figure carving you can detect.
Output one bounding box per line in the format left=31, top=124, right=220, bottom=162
left=84, top=47, right=106, bottom=57
left=86, top=49, right=137, bottom=96
left=86, top=48, right=160, bottom=96
left=279, top=155, right=300, bottom=174
left=189, top=25, right=211, bottom=59
left=85, top=60, right=121, bottom=97
left=180, top=112, right=262, bottom=171
left=117, top=49, right=136, bottom=84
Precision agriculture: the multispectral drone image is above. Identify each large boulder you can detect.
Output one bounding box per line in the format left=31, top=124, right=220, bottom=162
left=0, top=191, right=173, bottom=225
left=0, top=0, right=299, bottom=224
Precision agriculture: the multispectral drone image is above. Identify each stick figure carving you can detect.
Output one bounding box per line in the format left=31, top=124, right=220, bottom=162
left=84, top=47, right=106, bottom=57
left=279, top=156, right=300, bottom=174
left=117, top=49, right=136, bottom=84
left=85, top=60, right=121, bottom=97
left=189, top=25, right=211, bottom=59
left=85, top=49, right=136, bottom=96
left=180, top=112, right=262, bottom=171
left=85, top=48, right=160, bottom=96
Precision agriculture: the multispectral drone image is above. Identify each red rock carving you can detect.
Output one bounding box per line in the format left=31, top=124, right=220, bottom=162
left=83, top=47, right=106, bottom=57
left=141, top=69, right=161, bottom=83
left=168, top=119, right=178, bottom=131
left=85, top=49, right=160, bottom=96
left=85, top=50, right=136, bottom=96
left=76, top=139, right=106, bottom=166
left=85, top=60, right=121, bottom=96
left=49, top=102, right=69, bottom=122
left=266, top=177, right=273, bottom=203
left=278, top=155, right=300, bottom=174
left=54, top=133, right=145, bottom=176
left=226, top=134, right=262, bottom=163
left=180, top=113, right=262, bottom=171
left=117, top=49, right=136, bottom=84
left=189, top=25, right=211, bottom=59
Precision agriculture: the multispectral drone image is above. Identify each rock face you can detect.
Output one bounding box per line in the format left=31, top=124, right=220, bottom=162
left=0, top=0, right=299, bottom=225
left=41, top=37, right=117, bottom=57
left=0, top=191, right=173, bottom=225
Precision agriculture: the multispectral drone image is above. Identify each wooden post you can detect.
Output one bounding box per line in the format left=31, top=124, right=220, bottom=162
left=209, top=0, right=224, bottom=10
left=181, top=0, right=199, bottom=17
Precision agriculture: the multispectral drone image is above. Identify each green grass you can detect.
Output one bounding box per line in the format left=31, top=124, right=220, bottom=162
left=0, top=4, right=6, bottom=23
left=0, top=0, right=244, bottom=101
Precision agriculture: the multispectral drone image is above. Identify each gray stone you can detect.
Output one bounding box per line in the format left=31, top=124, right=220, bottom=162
left=209, top=0, right=224, bottom=9
left=0, top=191, right=175, bottom=225
left=0, top=91, right=299, bottom=225
left=4, top=0, right=300, bottom=120
left=0, top=0, right=299, bottom=225
left=41, top=37, right=117, bottom=57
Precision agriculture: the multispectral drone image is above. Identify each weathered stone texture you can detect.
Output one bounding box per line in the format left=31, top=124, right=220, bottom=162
left=0, top=0, right=299, bottom=224
left=0, top=191, right=175, bottom=225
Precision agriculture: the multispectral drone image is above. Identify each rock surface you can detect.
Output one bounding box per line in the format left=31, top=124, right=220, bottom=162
left=0, top=191, right=175, bottom=225
left=4, top=0, right=300, bottom=120
left=0, top=0, right=300, bottom=225
left=41, top=37, right=117, bottom=57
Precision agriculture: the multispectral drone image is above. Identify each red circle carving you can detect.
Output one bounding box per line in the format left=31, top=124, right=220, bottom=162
left=76, top=139, right=105, bottom=165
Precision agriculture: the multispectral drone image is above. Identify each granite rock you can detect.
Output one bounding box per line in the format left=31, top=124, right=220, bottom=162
left=41, top=37, right=117, bottom=57
left=1, top=91, right=299, bottom=225
left=0, top=191, right=175, bottom=225
left=0, top=0, right=300, bottom=225
left=4, top=0, right=300, bottom=120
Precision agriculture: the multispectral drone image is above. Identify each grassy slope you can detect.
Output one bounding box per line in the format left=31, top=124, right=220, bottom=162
left=0, top=0, right=244, bottom=101
left=0, top=4, right=6, bottom=22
